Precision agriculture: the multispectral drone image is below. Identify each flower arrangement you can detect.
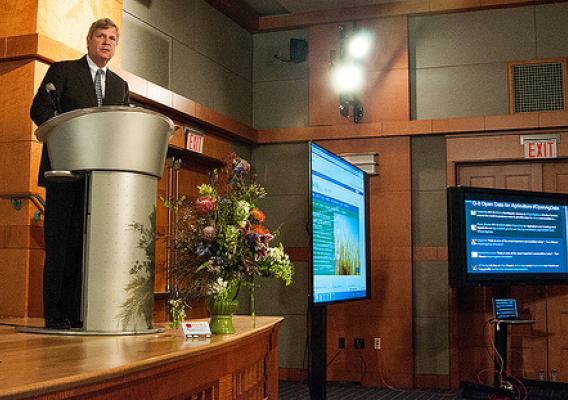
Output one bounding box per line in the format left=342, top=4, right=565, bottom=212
left=167, top=153, right=294, bottom=323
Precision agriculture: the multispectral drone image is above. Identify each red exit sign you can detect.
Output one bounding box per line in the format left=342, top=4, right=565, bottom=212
left=185, top=128, right=204, bottom=154
left=524, top=141, right=557, bottom=159
left=522, top=135, right=559, bottom=159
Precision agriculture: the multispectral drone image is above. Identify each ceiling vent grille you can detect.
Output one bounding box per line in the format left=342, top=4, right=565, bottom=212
left=511, top=61, right=565, bottom=113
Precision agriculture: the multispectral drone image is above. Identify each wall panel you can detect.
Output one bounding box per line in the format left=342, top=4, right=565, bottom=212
left=535, top=3, right=568, bottom=59
left=194, top=0, right=251, bottom=81
left=412, top=63, right=509, bottom=120
left=123, top=0, right=196, bottom=45
left=410, top=7, right=535, bottom=69
left=253, top=79, right=308, bottom=130
left=121, top=12, right=171, bottom=89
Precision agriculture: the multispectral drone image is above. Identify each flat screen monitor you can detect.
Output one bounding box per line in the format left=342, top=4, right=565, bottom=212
left=492, top=298, right=519, bottom=320
left=447, top=186, right=568, bottom=287
left=309, top=142, right=371, bottom=304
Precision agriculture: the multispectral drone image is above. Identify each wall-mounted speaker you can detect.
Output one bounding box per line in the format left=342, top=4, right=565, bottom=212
left=290, top=38, right=308, bottom=63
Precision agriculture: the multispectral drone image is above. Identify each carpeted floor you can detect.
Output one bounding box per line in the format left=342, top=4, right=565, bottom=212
left=278, top=381, right=460, bottom=400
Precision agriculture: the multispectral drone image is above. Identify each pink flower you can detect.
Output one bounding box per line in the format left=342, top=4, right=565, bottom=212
left=195, top=196, right=216, bottom=214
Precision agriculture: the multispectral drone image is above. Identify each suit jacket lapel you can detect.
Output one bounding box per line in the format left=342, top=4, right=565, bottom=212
left=103, top=70, right=116, bottom=105
left=78, top=56, right=98, bottom=106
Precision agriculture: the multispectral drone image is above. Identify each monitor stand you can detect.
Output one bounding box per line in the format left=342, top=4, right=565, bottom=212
left=309, top=304, right=327, bottom=400
left=492, top=287, right=535, bottom=388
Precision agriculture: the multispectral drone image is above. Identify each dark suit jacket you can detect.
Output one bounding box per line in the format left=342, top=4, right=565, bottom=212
left=30, top=56, right=129, bottom=186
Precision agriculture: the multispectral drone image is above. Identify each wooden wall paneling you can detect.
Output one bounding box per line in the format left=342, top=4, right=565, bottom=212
left=358, top=16, right=409, bottom=123
left=546, top=285, right=568, bottom=383
left=308, top=23, right=342, bottom=126
left=257, top=1, right=430, bottom=31
left=28, top=248, right=44, bottom=317
left=456, top=162, right=547, bottom=382
left=202, top=133, right=238, bottom=162
left=432, top=117, right=485, bottom=134
left=0, top=58, right=38, bottom=319
left=542, top=161, right=568, bottom=383
left=0, top=0, right=39, bottom=37
left=0, top=60, right=36, bottom=143
left=458, top=163, right=543, bottom=191
left=446, top=151, right=568, bottom=385
left=454, top=286, right=496, bottom=385
left=446, top=134, right=525, bottom=164
left=308, top=16, right=409, bottom=126
left=360, top=17, right=408, bottom=71
left=168, top=124, right=185, bottom=149
left=539, top=111, right=568, bottom=128
left=0, top=249, right=29, bottom=317
left=508, top=286, right=548, bottom=380
left=318, top=136, right=413, bottom=387
left=485, top=113, right=540, bottom=131
left=0, top=141, right=33, bottom=194
left=255, top=0, right=556, bottom=32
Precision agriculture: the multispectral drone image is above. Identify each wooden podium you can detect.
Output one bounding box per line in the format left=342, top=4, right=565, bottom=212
left=1, top=316, right=283, bottom=400
left=34, top=106, right=174, bottom=334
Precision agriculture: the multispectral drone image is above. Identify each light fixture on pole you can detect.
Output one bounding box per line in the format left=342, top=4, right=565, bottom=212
left=330, top=24, right=372, bottom=124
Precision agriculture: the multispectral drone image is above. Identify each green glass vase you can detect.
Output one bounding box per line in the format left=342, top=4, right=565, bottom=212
left=207, top=297, right=239, bottom=334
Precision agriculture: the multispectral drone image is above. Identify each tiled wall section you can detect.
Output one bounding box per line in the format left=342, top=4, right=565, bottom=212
left=122, top=0, right=252, bottom=125
left=250, top=143, right=310, bottom=369
left=411, top=135, right=449, bottom=375
left=409, top=3, right=568, bottom=120
left=252, top=29, right=309, bottom=130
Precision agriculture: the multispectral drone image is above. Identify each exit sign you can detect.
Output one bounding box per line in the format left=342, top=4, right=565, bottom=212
left=521, top=134, right=560, bottom=159
left=185, top=128, right=204, bottom=154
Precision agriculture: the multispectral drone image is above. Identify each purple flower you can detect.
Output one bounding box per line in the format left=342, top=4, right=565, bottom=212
left=196, top=242, right=215, bottom=258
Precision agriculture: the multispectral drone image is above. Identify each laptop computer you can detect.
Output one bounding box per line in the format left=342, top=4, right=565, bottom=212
left=492, top=297, right=535, bottom=324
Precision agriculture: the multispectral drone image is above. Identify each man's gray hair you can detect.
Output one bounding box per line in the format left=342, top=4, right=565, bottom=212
left=87, top=18, right=119, bottom=42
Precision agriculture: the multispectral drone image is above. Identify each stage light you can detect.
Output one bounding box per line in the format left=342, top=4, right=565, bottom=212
left=347, top=32, right=372, bottom=60
left=330, top=24, right=371, bottom=124
left=332, top=62, right=364, bottom=93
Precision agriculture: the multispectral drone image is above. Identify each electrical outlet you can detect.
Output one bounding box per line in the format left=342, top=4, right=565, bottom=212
left=338, top=337, right=345, bottom=349
left=354, top=338, right=365, bottom=349
left=374, top=337, right=381, bottom=350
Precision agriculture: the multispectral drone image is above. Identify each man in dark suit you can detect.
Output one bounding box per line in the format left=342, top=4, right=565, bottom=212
left=30, top=18, right=129, bottom=329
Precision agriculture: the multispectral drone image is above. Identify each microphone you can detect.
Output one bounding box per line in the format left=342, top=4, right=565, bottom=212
left=45, top=83, right=62, bottom=115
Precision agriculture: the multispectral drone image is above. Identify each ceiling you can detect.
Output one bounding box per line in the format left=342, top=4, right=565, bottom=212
left=241, top=0, right=400, bottom=17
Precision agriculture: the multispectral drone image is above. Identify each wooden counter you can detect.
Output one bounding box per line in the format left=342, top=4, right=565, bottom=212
left=0, top=316, right=282, bottom=400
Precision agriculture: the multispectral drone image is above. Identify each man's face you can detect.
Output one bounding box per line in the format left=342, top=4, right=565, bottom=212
left=87, top=27, right=118, bottom=67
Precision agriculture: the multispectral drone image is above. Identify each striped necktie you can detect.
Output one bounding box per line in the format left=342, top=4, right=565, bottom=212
left=95, top=69, right=103, bottom=106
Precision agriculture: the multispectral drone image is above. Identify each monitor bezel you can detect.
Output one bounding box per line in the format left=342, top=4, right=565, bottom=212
left=448, top=186, right=568, bottom=287
left=308, top=141, right=371, bottom=305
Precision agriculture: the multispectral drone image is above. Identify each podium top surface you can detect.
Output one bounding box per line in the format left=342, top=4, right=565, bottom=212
left=34, top=106, right=175, bottom=178
left=35, top=106, right=175, bottom=142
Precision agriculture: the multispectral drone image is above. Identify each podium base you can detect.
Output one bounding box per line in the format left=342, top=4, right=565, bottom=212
left=16, top=326, right=164, bottom=336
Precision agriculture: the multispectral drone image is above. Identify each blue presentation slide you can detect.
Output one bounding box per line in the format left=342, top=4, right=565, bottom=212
left=465, top=199, right=568, bottom=274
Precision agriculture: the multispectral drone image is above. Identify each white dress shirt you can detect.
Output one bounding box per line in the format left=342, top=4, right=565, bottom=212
left=86, top=55, right=107, bottom=98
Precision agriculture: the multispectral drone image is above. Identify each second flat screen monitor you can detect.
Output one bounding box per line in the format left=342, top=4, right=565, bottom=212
left=310, top=142, right=370, bottom=304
